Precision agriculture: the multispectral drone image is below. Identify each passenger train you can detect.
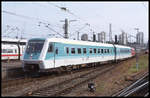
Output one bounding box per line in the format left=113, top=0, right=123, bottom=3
left=22, top=38, right=135, bottom=72
left=1, top=38, right=27, bottom=60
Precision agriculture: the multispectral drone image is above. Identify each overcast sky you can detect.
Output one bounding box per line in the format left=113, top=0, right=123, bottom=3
left=2, top=1, right=149, bottom=43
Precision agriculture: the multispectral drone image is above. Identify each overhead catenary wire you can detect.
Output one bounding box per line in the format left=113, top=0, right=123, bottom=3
left=2, top=10, right=64, bottom=38
left=48, top=3, right=97, bottom=34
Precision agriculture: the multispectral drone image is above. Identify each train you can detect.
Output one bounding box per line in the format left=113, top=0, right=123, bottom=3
left=1, top=38, right=27, bottom=60
left=21, top=38, right=135, bottom=72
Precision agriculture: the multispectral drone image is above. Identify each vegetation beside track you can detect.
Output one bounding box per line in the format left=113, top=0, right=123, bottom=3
left=128, top=54, right=148, bottom=74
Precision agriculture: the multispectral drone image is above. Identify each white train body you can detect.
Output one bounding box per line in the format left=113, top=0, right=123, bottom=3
left=22, top=38, right=134, bottom=72
left=1, top=38, right=27, bottom=60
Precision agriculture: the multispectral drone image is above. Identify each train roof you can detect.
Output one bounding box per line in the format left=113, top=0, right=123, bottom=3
left=35, top=38, right=114, bottom=47
left=29, top=38, right=132, bottom=48
left=114, top=44, right=131, bottom=49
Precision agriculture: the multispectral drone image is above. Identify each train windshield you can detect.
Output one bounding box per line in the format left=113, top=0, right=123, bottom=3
left=25, top=40, right=45, bottom=54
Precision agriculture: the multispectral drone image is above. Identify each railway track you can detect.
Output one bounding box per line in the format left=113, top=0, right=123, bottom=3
left=2, top=64, right=101, bottom=89
left=2, top=61, right=112, bottom=95
left=2, top=57, right=134, bottom=96
left=24, top=61, right=123, bottom=96
left=112, top=72, right=149, bottom=97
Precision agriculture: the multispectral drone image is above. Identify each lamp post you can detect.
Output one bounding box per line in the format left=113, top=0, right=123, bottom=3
left=60, top=18, right=77, bottom=39
left=134, top=28, right=140, bottom=71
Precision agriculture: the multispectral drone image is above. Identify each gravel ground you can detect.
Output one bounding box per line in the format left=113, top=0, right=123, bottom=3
left=2, top=54, right=148, bottom=97
left=2, top=65, right=102, bottom=96
left=2, top=61, right=23, bottom=80
left=63, top=54, right=149, bottom=96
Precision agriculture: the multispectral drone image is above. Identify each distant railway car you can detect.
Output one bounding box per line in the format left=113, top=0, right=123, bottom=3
left=115, top=45, right=132, bottom=60
left=22, top=38, right=134, bottom=72
left=131, top=48, right=136, bottom=56
left=1, top=38, right=27, bottom=60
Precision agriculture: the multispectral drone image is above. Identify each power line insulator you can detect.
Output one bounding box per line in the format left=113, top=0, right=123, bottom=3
left=61, top=7, right=67, bottom=11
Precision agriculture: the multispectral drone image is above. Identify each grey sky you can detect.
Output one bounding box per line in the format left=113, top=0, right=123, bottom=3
left=2, top=1, right=149, bottom=43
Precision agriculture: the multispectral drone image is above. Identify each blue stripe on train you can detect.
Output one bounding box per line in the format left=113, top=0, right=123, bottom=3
left=45, top=42, right=115, bottom=60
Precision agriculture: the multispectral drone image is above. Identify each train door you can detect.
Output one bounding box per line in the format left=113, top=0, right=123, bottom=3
left=113, top=45, right=117, bottom=62
left=46, top=42, right=55, bottom=68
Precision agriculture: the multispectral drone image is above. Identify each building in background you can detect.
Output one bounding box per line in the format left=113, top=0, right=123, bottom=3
left=98, top=31, right=106, bottom=43
left=136, top=32, right=144, bottom=45
left=81, top=34, right=88, bottom=41
left=119, top=31, right=128, bottom=45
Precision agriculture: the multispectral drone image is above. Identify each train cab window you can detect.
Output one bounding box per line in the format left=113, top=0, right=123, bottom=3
left=101, top=49, right=103, bottom=53
left=55, top=48, right=58, bottom=54
left=71, top=48, right=75, bottom=54
left=89, top=48, right=92, bottom=53
left=77, top=48, right=81, bottom=54
left=98, top=48, right=101, bottom=53
left=94, top=48, right=96, bottom=53
left=48, top=43, right=53, bottom=52
left=83, top=48, right=86, bottom=54
left=66, top=47, right=69, bottom=54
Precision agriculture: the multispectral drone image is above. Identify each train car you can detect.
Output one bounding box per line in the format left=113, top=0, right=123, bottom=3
left=115, top=45, right=132, bottom=60
left=2, top=44, right=19, bottom=60
left=1, top=38, right=27, bottom=60
left=21, top=38, right=134, bottom=72
left=131, top=48, right=136, bottom=56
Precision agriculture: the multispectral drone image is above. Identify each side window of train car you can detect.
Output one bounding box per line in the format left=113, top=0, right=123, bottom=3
left=66, top=47, right=69, bottom=54
left=7, top=49, right=13, bottom=53
left=98, top=48, right=100, bottom=53
left=71, top=48, right=75, bottom=54
left=89, top=48, right=92, bottom=54
left=14, top=49, right=17, bottom=53
left=101, top=49, right=103, bottom=54
left=94, top=48, right=96, bottom=54
left=2, top=49, right=6, bottom=53
left=55, top=47, right=58, bottom=54
left=83, top=48, right=86, bottom=54
left=15, top=49, right=17, bottom=53
left=107, top=49, right=109, bottom=53
left=104, top=49, right=107, bottom=53
left=48, top=43, right=53, bottom=52
left=77, top=48, right=81, bottom=54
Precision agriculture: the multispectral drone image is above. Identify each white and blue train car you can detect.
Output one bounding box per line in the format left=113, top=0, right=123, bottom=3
left=21, top=38, right=133, bottom=72
left=115, top=45, right=132, bottom=60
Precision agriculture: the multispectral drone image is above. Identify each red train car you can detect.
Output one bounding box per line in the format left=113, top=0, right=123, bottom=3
left=131, top=48, right=135, bottom=56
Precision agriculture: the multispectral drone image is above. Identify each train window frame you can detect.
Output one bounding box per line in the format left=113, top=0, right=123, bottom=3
left=77, top=48, right=81, bottom=54
left=89, top=48, right=92, bottom=54
left=83, top=48, right=86, bottom=54
left=71, top=48, right=75, bottom=54
left=48, top=43, right=53, bottom=53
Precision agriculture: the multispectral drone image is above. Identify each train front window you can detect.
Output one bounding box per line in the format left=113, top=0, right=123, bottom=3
left=48, top=43, right=53, bottom=52
left=26, top=40, right=45, bottom=54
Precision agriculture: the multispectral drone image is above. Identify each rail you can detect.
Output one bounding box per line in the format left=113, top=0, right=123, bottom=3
left=112, top=72, right=149, bottom=97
